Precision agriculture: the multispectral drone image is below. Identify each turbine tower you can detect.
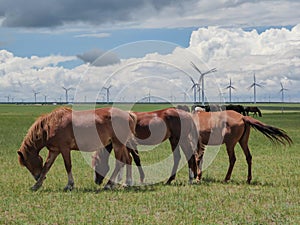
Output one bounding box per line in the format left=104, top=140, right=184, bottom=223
left=248, top=73, right=263, bottom=104
left=191, top=62, right=217, bottom=105
left=279, top=82, right=288, bottom=103
left=187, top=75, right=199, bottom=103
left=32, top=90, right=40, bottom=103
left=62, top=86, right=74, bottom=103
left=225, top=78, right=236, bottom=103
left=103, top=85, right=112, bottom=104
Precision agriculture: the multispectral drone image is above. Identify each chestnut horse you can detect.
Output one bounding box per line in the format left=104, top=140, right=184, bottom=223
left=17, top=107, right=137, bottom=191
left=192, top=110, right=292, bottom=183
left=93, top=108, right=203, bottom=185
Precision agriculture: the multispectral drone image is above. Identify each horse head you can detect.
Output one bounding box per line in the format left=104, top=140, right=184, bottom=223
left=17, top=148, right=43, bottom=181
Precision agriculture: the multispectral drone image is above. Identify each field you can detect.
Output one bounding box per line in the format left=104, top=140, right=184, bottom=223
left=0, top=104, right=299, bottom=224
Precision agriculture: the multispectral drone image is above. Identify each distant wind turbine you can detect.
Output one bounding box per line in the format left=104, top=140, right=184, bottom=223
left=32, top=90, right=40, bottom=103
left=191, top=62, right=217, bottom=105
left=280, top=82, right=288, bottom=103
left=187, top=74, right=199, bottom=103
left=102, top=85, right=112, bottom=103
left=248, top=73, right=263, bottom=104
left=225, top=78, right=236, bottom=103
left=62, top=86, right=74, bottom=103
left=4, top=95, right=10, bottom=103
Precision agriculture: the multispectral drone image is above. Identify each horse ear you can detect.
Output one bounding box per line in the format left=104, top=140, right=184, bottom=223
left=17, top=151, right=25, bottom=166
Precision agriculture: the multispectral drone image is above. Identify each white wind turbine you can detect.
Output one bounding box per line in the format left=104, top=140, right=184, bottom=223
left=248, top=73, right=263, bottom=104
left=225, top=78, right=236, bottom=103
left=191, top=62, right=217, bottom=105
left=279, top=82, right=288, bottom=103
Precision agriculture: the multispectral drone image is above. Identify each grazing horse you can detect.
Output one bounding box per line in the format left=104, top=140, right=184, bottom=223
left=93, top=108, right=203, bottom=185
left=225, top=104, right=246, bottom=116
left=245, top=106, right=262, bottom=117
left=17, top=107, right=137, bottom=191
left=192, top=110, right=292, bottom=183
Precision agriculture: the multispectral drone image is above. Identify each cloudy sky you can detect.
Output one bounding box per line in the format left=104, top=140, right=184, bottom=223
left=0, top=0, right=299, bottom=103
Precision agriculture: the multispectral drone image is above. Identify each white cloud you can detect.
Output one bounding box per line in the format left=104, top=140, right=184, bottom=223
left=1, top=25, right=300, bottom=103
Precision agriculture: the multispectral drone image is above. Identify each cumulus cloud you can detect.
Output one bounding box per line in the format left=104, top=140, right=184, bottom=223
left=1, top=25, right=299, bottom=102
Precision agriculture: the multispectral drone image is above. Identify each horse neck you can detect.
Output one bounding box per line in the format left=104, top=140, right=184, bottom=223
left=22, top=134, right=45, bottom=155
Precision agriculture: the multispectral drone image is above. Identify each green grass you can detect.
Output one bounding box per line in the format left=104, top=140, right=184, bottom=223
left=0, top=104, right=299, bottom=224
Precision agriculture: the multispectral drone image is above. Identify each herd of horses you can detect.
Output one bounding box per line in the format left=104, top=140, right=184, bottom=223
left=189, top=104, right=263, bottom=117
left=17, top=105, right=292, bottom=191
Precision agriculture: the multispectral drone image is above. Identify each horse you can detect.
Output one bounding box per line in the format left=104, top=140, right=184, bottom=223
left=93, top=107, right=203, bottom=185
left=17, top=107, right=137, bottom=191
left=192, top=110, right=292, bottom=183
left=245, top=106, right=262, bottom=117
left=176, top=105, right=190, bottom=112
left=225, top=104, right=246, bottom=116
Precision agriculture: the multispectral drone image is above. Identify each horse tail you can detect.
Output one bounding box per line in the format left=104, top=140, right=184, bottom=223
left=242, top=116, right=292, bottom=146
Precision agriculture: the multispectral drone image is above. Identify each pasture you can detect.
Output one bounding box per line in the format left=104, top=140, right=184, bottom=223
left=0, top=104, right=299, bottom=224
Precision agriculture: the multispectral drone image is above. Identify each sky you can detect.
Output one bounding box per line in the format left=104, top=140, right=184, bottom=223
left=0, top=0, right=299, bottom=103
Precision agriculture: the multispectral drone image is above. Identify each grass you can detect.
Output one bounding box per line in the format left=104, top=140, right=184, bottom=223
left=0, top=104, right=299, bottom=224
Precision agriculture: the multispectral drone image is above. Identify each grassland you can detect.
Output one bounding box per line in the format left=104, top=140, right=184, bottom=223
left=0, top=103, right=299, bottom=224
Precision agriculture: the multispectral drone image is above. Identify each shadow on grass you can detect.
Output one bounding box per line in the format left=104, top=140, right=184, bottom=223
left=39, top=182, right=163, bottom=193
left=37, top=177, right=275, bottom=193
left=196, top=176, right=275, bottom=187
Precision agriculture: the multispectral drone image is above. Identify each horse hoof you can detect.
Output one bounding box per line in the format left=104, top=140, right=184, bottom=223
left=104, top=185, right=112, bottom=190
left=63, top=184, right=74, bottom=191
left=30, top=184, right=41, bottom=191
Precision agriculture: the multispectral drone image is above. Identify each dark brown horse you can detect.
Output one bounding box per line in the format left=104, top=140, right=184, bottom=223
left=192, top=110, right=292, bottom=183
left=93, top=108, right=203, bottom=185
left=17, top=107, right=137, bottom=191
left=245, top=106, right=262, bottom=117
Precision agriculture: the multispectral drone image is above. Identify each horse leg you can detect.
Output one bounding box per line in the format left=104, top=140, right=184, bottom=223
left=104, top=143, right=131, bottom=189
left=166, top=137, right=181, bottom=185
left=128, top=141, right=145, bottom=183
left=224, top=143, right=236, bottom=182
left=179, top=139, right=199, bottom=184
left=31, top=150, right=59, bottom=191
left=60, top=149, right=75, bottom=191
left=239, top=127, right=252, bottom=184
left=94, top=144, right=113, bottom=185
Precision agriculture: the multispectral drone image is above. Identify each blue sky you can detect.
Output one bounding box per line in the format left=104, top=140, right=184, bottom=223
left=0, top=0, right=299, bottom=103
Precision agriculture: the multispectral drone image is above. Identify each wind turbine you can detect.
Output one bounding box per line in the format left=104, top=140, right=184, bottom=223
left=191, top=62, right=217, bottom=105
left=187, top=74, right=199, bottom=103
left=225, top=78, right=236, bottom=103
left=102, top=85, right=112, bottom=104
left=43, top=94, right=47, bottom=103
left=248, top=73, right=263, bottom=104
left=32, top=90, right=40, bottom=103
left=62, top=86, right=74, bottom=103
left=4, top=95, right=10, bottom=103
left=279, top=82, right=288, bottom=103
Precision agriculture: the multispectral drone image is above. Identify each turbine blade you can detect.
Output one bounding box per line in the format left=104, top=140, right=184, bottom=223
left=190, top=61, right=202, bottom=75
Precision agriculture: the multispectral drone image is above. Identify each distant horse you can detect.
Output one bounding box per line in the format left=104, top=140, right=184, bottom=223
left=225, top=104, right=246, bottom=116
left=17, top=107, right=137, bottom=191
left=93, top=108, right=203, bottom=185
left=245, top=106, right=262, bottom=117
left=176, top=105, right=190, bottom=112
left=192, top=110, right=292, bottom=183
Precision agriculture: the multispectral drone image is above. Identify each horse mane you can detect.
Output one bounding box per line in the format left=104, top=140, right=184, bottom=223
left=22, top=107, right=72, bottom=150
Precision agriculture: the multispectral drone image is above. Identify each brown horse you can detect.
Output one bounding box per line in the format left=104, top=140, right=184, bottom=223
left=93, top=108, right=203, bottom=185
left=245, top=106, right=262, bottom=117
left=192, top=110, right=292, bottom=183
left=17, top=107, right=137, bottom=191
